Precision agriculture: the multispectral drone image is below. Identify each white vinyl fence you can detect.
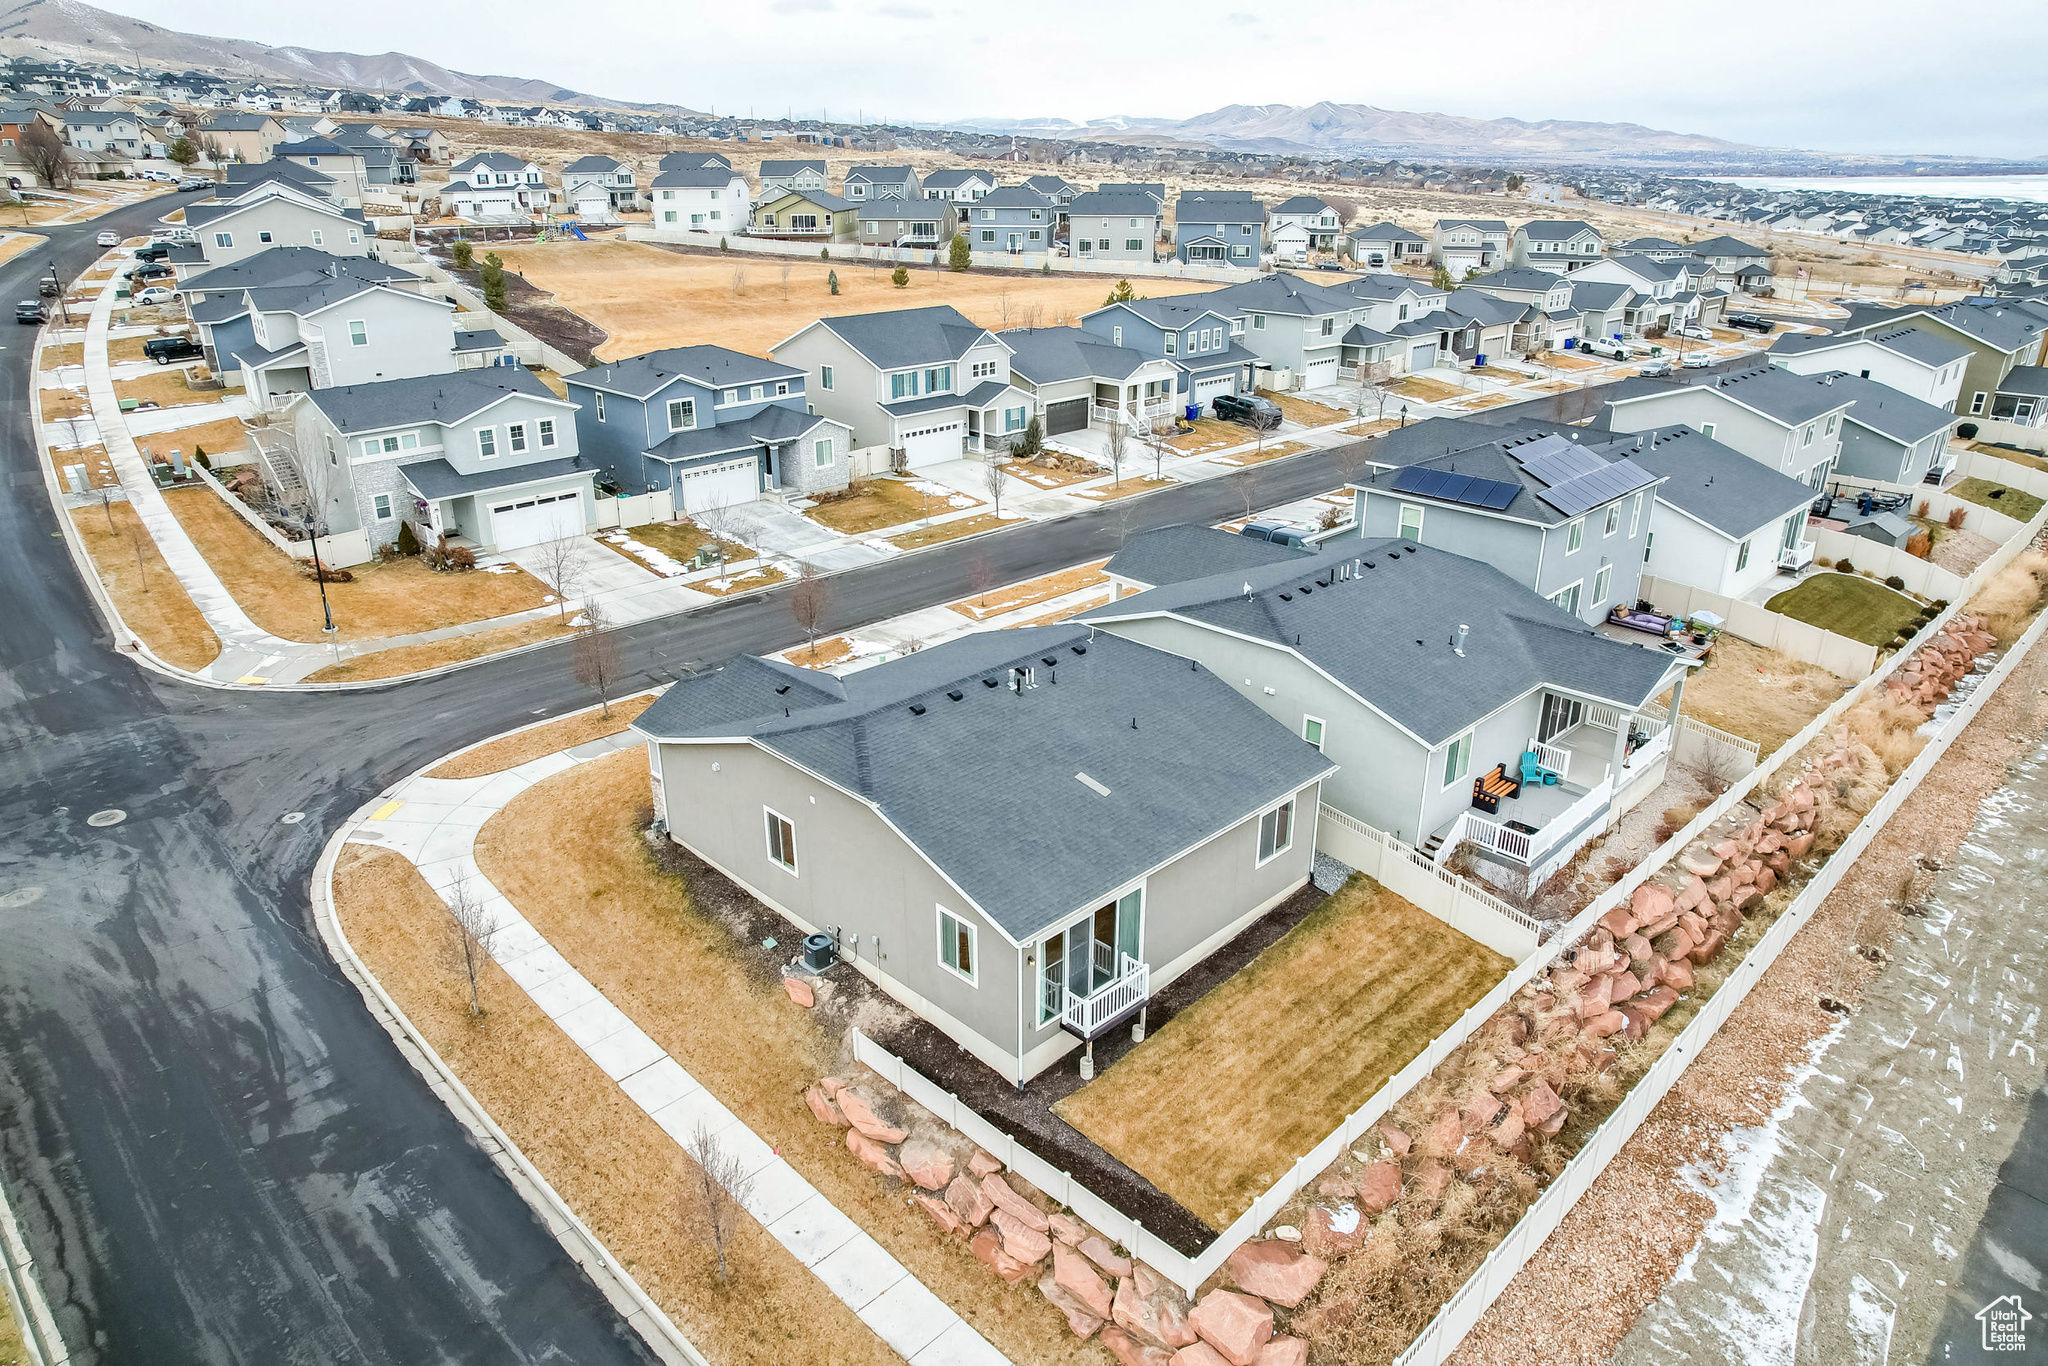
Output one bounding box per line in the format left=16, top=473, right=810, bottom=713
left=1639, top=574, right=1881, bottom=680
left=190, top=464, right=375, bottom=568
left=593, top=488, right=674, bottom=530
left=400, top=255, right=590, bottom=374
left=1805, top=528, right=1967, bottom=600
left=621, top=225, right=1264, bottom=282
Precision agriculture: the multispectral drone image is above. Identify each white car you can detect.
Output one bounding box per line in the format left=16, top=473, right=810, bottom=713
left=132, top=286, right=176, bottom=306
left=96, top=231, right=120, bottom=247
left=1682, top=352, right=1714, bottom=369
left=1677, top=326, right=1714, bottom=342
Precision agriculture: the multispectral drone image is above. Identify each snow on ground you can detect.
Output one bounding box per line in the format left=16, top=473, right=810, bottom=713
left=907, top=479, right=978, bottom=509
left=602, top=529, right=688, bottom=577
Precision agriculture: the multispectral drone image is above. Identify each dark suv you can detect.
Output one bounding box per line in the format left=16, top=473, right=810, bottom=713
left=1239, top=519, right=1312, bottom=548
left=1727, top=313, right=1777, bottom=334
left=143, top=335, right=205, bottom=365
left=1212, top=392, right=1283, bottom=429
left=15, top=299, right=45, bottom=325
left=133, top=242, right=171, bottom=262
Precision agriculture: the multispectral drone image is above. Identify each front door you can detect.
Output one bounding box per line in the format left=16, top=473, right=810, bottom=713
left=1007, top=232, right=1021, bottom=252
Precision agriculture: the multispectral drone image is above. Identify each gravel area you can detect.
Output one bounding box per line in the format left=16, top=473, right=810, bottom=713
left=1930, top=525, right=1998, bottom=577
left=1445, top=628, right=2048, bottom=1366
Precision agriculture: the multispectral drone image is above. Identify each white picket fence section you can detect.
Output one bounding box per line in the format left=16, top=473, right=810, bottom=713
left=1639, top=704, right=1762, bottom=780
left=593, top=487, right=675, bottom=530
left=1639, top=574, right=1881, bottom=680
left=189, top=463, right=376, bottom=568
left=620, top=224, right=1265, bottom=282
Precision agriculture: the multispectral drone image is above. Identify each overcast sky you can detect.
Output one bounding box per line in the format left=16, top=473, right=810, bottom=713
left=124, top=0, right=2048, bottom=158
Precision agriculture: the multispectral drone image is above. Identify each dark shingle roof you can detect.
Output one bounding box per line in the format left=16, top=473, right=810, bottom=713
left=803, top=305, right=992, bottom=369
left=1273, top=195, right=1333, bottom=215
left=1104, top=524, right=1311, bottom=588
left=1605, top=364, right=1858, bottom=428
left=759, top=159, right=826, bottom=176
left=305, top=368, right=562, bottom=434
left=2000, top=365, right=2048, bottom=398
left=399, top=453, right=594, bottom=499
left=1826, top=373, right=1958, bottom=442
left=1176, top=193, right=1264, bottom=225
left=1616, top=425, right=1815, bottom=537
left=633, top=625, right=1333, bottom=942
left=1516, top=220, right=1597, bottom=241
left=1688, top=235, right=1768, bottom=259
left=564, top=154, right=624, bottom=173
left=1000, top=327, right=1156, bottom=384
left=453, top=328, right=504, bottom=352
left=568, top=345, right=802, bottom=398
left=1358, top=427, right=1659, bottom=527
left=1069, top=191, right=1164, bottom=218
left=179, top=248, right=414, bottom=299
left=1350, top=221, right=1427, bottom=243
left=651, top=166, right=738, bottom=189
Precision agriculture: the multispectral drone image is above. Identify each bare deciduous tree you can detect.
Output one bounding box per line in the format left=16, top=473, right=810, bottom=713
left=198, top=134, right=227, bottom=168
left=730, top=266, right=747, bottom=296
left=446, top=877, right=498, bottom=1018
left=530, top=535, right=587, bottom=620
left=1227, top=464, right=1261, bottom=521
left=982, top=453, right=1008, bottom=518
left=682, top=1120, right=754, bottom=1285
left=21, top=123, right=71, bottom=189
left=779, top=261, right=792, bottom=297
left=789, top=560, right=832, bottom=658
left=1104, top=421, right=1130, bottom=487
left=968, top=554, right=996, bottom=607
left=691, top=494, right=737, bottom=565
left=573, top=599, right=623, bottom=716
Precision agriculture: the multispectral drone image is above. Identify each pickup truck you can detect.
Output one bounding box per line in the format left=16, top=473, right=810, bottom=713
left=133, top=242, right=171, bottom=262
left=1579, top=338, right=1631, bottom=360
left=1727, top=313, right=1777, bottom=334
left=1212, top=392, right=1283, bottom=429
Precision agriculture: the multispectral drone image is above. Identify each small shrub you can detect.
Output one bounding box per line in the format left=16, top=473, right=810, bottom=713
left=1815, top=556, right=1833, bottom=569
left=302, top=563, right=354, bottom=583
left=827, top=268, right=839, bottom=295
left=1905, top=531, right=1931, bottom=559
left=395, top=521, right=421, bottom=556
left=719, top=236, right=728, bottom=251
left=193, top=446, right=210, bottom=470
left=446, top=546, right=476, bottom=571
left=1885, top=574, right=1905, bottom=590
left=376, top=542, right=402, bottom=563
left=1946, top=506, right=1967, bottom=531
left=820, top=247, right=830, bottom=260
left=1932, top=598, right=1950, bottom=611
left=890, top=264, right=909, bottom=288
left=1835, top=559, right=1855, bottom=575
left=451, top=240, right=473, bottom=270
left=1915, top=498, right=1930, bottom=518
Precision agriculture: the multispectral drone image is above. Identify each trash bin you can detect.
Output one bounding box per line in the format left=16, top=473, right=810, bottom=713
left=1185, top=404, right=1200, bottom=422
left=1563, top=337, right=1576, bottom=350
left=1473, top=353, right=1487, bottom=368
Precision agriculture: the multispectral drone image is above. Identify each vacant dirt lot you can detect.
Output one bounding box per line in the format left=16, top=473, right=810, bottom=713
left=1669, top=637, right=1849, bottom=755
left=1054, top=876, right=1511, bottom=1231
left=488, top=238, right=1211, bottom=359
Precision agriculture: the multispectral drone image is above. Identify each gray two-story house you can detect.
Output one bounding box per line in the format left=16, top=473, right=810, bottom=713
left=634, top=624, right=1333, bottom=1083
left=1175, top=191, right=1265, bottom=265
left=565, top=345, right=852, bottom=509
left=1079, top=297, right=1258, bottom=410
left=963, top=186, right=1056, bottom=255
left=1344, top=222, right=1428, bottom=269
left=855, top=199, right=957, bottom=251
left=1510, top=221, right=1604, bottom=273
left=1000, top=326, right=1182, bottom=436
left=178, top=247, right=424, bottom=378
left=1599, top=364, right=1859, bottom=489
left=563, top=155, right=639, bottom=216
left=1066, top=190, right=1163, bottom=263
left=920, top=168, right=997, bottom=204
left=1432, top=219, right=1510, bottom=276
left=758, top=159, right=827, bottom=196
left=177, top=181, right=369, bottom=272
left=842, top=165, right=920, bottom=201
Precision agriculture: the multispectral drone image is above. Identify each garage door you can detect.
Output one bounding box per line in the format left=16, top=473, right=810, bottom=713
left=1044, top=397, right=1088, bottom=436
left=1303, top=356, right=1339, bottom=389
left=1410, top=341, right=1438, bottom=372
left=678, top=457, right=758, bottom=514
left=490, top=489, right=584, bottom=550
left=1192, top=373, right=1237, bottom=411
left=900, top=421, right=962, bottom=468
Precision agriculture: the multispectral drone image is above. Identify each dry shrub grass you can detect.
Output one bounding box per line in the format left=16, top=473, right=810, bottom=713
left=886, top=512, right=1020, bottom=549
left=40, top=387, right=89, bottom=423
left=331, top=845, right=898, bottom=1366
left=1053, top=876, right=1512, bottom=1231
left=426, top=693, right=656, bottom=778
left=69, top=500, right=219, bottom=671
left=1840, top=696, right=1930, bottom=779
left=808, top=477, right=981, bottom=535
left=1970, top=551, right=2048, bottom=642
left=470, top=751, right=1101, bottom=1366
left=302, top=617, right=577, bottom=684
left=948, top=560, right=1108, bottom=620
left=1670, top=637, right=1848, bottom=754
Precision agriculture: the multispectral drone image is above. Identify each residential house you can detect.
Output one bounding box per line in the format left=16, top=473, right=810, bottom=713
left=199, top=112, right=287, bottom=162
left=999, top=326, right=1183, bottom=436
left=218, top=272, right=484, bottom=410
left=1768, top=325, right=1971, bottom=411
left=649, top=165, right=751, bottom=233
left=1079, top=297, right=1259, bottom=410
left=1462, top=268, right=1581, bottom=351
left=1985, top=367, right=2048, bottom=428
left=0, top=102, right=64, bottom=150
left=1349, top=426, right=1661, bottom=626
left=281, top=368, right=588, bottom=553
left=772, top=305, right=1035, bottom=463
left=1100, top=523, right=1309, bottom=600
left=1022, top=174, right=1078, bottom=221
left=1574, top=253, right=1691, bottom=334
left=658, top=151, right=732, bottom=173
left=177, top=182, right=369, bottom=270
left=1812, top=372, right=1964, bottom=486
left=563, top=155, right=639, bottom=217
left=1510, top=220, right=1603, bottom=273
left=758, top=159, right=827, bottom=196
left=1687, top=235, right=1771, bottom=276
left=1174, top=191, right=1265, bottom=265
left=1084, top=534, right=1688, bottom=881
left=176, top=247, right=431, bottom=389
left=1432, top=218, right=1510, bottom=277
left=1200, top=272, right=1360, bottom=391
left=632, top=623, right=1332, bottom=1082
left=271, top=137, right=367, bottom=207
left=1613, top=422, right=1825, bottom=591
left=1569, top=279, right=1637, bottom=350
left=1598, top=364, right=1859, bottom=488
left=1268, top=196, right=1344, bottom=255
left=920, top=168, right=997, bottom=203
left=1065, top=190, right=1163, bottom=264
left=445, top=152, right=552, bottom=218
left=855, top=199, right=957, bottom=251
left=951, top=186, right=1048, bottom=256
left=1609, top=237, right=1694, bottom=262
left=1097, top=182, right=1167, bottom=209
left=60, top=109, right=143, bottom=156
left=1344, top=221, right=1428, bottom=269
left=393, top=127, right=451, bottom=163
left=1832, top=297, right=2048, bottom=424
left=751, top=188, right=858, bottom=243
left=842, top=165, right=919, bottom=201
left=565, top=345, right=852, bottom=507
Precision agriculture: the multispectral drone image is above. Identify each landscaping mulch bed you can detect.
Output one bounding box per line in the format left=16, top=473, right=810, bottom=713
left=436, top=248, right=609, bottom=366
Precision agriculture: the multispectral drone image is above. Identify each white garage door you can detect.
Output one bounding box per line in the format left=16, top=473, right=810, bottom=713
left=1192, top=373, right=1237, bottom=410
left=1303, top=356, right=1339, bottom=389
left=490, top=489, right=584, bottom=550
left=678, top=457, right=758, bottom=514
left=899, top=421, right=962, bottom=468
left=1410, top=341, right=1438, bottom=372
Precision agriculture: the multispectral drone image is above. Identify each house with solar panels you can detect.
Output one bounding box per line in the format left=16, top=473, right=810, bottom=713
left=1349, top=429, right=1663, bottom=628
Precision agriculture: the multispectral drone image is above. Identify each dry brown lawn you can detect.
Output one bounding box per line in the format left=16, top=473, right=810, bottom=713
left=470, top=752, right=1105, bottom=1365
left=1214, top=440, right=1311, bottom=466
left=40, top=342, right=83, bottom=368
left=948, top=559, right=1108, bottom=620
left=595, top=521, right=747, bottom=577
left=1257, top=389, right=1353, bottom=429
left=1054, top=876, right=1512, bottom=1231
left=1667, top=636, right=1849, bottom=755
left=1160, top=417, right=1245, bottom=454
left=1008, top=589, right=1112, bottom=629
left=1344, top=418, right=1401, bottom=438
left=304, top=617, right=578, bottom=684
left=332, top=844, right=904, bottom=1366
left=426, top=693, right=658, bottom=777
left=886, top=512, right=1020, bottom=549
left=807, top=477, right=980, bottom=535
left=135, top=416, right=250, bottom=468
left=1003, top=460, right=1104, bottom=490
left=109, top=333, right=189, bottom=363
left=693, top=564, right=787, bottom=595
left=1072, top=475, right=1176, bottom=500
left=0, top=1268, right=28, bottom=1366
left=48, top=442, right=116, bottom=490
left=1528, top=350, right=1602, bottom=372
left=1452, top=394, right=1513, bottom=411
left=491, top=238, right=1210, bottom=359
left=162, top=485, right=553, bottom=643
left=40, top=388, right=89, bottom=423
left=0, top=230, right=43, bottom=266
left=112, top=370, right=218, bottom=410
left=70, top=500, right=220, bottom=671
left=784, top=634, right=859, bottom=669
left=1389, top=375, right=1469, bottom=403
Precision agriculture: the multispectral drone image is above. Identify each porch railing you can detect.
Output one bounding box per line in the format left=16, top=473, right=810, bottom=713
left=1779, top=540, right=1818, bottom=570
left=1437, top=811, right=1532, bottom=865
left=1527, top=737, right=1572, bottom=782
left=1060, top=952, right=1149, bottom=1039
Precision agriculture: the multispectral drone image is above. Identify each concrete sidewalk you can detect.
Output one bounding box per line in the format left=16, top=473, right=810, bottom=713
left=347, top=734, right=1013, bottom=1366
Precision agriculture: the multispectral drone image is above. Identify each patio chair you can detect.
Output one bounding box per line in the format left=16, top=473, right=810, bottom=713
left=1519, top=751, right=1560, bottom=787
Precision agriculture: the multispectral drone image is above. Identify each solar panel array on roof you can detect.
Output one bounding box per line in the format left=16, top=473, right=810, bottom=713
left=1536, top=457, right=1655, bottom=518
left=1517, top=441, right=1608, bottom=488
left=1389, top=464, right=1518, bottom=510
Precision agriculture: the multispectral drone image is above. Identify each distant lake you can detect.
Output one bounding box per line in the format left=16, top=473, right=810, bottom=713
left=1705, top=174, right=2048, bottom=204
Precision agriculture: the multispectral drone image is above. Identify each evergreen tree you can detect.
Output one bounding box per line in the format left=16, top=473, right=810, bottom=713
left=828, top=269, right=840, bottom=295
left=948, top=234, right=971, bottom=272
left=891, top=264, right=910, bottom=288
left=1432, top=264, right=1454, bottom=291
left=1104, top=278, right=1135, bottom=305
left=451, top=239, right=473, bottom=270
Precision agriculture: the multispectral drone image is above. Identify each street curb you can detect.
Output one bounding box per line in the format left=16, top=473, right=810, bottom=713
left=310, top=725, right=709, bottom=1366
left=0, top=1157, right=67, bottom=1366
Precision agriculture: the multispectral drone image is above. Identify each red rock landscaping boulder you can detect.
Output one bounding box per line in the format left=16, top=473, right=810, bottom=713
left=1116, top=1268, right=1199, bottom=1349
left=782, top=975, right=814, bottom=1007
left=844, top=1128, right=902, bottom=1179
left=969, top=1149, right=1004, bottom=1178
left=915, top=1191, right=963, bottom=1235
left=1356, top=1160, right=1402, bottom=1214
left=1054, top=1242, right=1116, bottom=1319
left=1253, top=1336, right=1308, bottom=1366
left=1225, top=1239, right=1328, bottom=1309
left=1171, top=1344, right=1233, bottom=1366
left=992, top=1208, right=1053, bottom=1264
left=804, top=1085, right=846, bottom=1127
left=1189, top=1289, right=1274, bottom=1366
left=1098, top=1326, right=1176, bottom=1366
left=835, top=1090, right=907, bottom=1145
left=896, top=1138, right=954, bottom=1191
left=1040, top=1270, right=1106, bottom=1339
left=1050, top=1212, right=1087, bottom=1245
left=945, top=1174, right=995, bottom=1227
left=1381, top=1124, right=1412, bottom=1156
left=1081, top=1235, right=1133, bottom=1278
left=982, top=1172, right=1050, bottom=1231
left=969, top=1226, right=1038, bottom=1285
left=1302, top=1205, right=1367, bottom=1258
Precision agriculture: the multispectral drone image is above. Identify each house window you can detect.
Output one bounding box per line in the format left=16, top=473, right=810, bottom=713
left=1028, top=230, right=1041, bottom=242
left=538, top=419, right=556, bottom=448
left=258, top=231, right=273, bottom=244
left=1004, top=405, right=1027, bottom=432
left=1801, top=424, right=1814, bottom=447
left=1604, top=503, right=1621, bottom=537
left=1112, top=326, right=1123, bottom=347
left=1321, top=318, right=1334, bottom=337
left=348, top=320, right=368, bottom=347
left=1442, top=732, right=1473, bottom=789
left=722, top=389, right=738, bottom=404
left=937, top=908, right=976, bottom=984
left=508, top=423, right=528, bottom=453
left=1736, top=538, right=1751, bottom=572
left=1593, top=563, right=1612, bottom=605
left=1566, top=518, right=1584, bottom=553
left=979, top=229, right=995, bottom=244
left=1825, top=415, right=1837, bottom=436
left=594, top=391, right=605, bottom=422
left=1165, top=334, right=1176, bottom=355
left=1398, top=503, right=1424, bottom=541
left=668, top=398, right=696, bottom=431
left=311, top=230, right=323, bottom=246
left=1256, top=797, right=1295, bottom=865
left=1125, top=238, right=1142, bottom=251
left=1253, top=315, right=1266, bottom=330
left=213, top=232, right=233, bottom=248
left=776, top=382, right=790, bottom=396
left=765, top=807, right=797, bottom=874
left=971, top=360, right=997, bottom=379
left=347, top=231, right=360, bottom=246
left=814, top=438, right=833, bottom=467
left=373, top=493, right=392, bottom=520
left=1550, top=581, right=1582, bottom=616
left=1629, top=491, right=1644, bottom=537
left=1701, top=422, right=1716, bottom=439
left=821, top=365, right=834, bottom=390
left=1971, top=392, right=1987, bottom=415
left=1302, top=716, right=1325, bottom=751
left=476, top=426, right=497, bottom=459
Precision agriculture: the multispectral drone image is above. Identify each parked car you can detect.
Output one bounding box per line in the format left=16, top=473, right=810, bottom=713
left=143, top=335, right=204, bottom=364
left=177, top=178, right=213, bottom=192
left=96, top=231, right=120, bottom=247
left=1728, top=313, right=1777, bottom=334
left=125, top=262, right=174, bottom=283
left=132, top=286, right=176, bottom=306
left=133, top=242, right=170, bottom=262
left=1682, top=352, right=1714, bottom=369
left=1677, top=326, right=1714, bottom=341
left=1580, top=338, right=1631, bottom=360
left=1637, top=360, right=1674, bottom=378
left=1239, top=519, right=1313, bottom=548
left=1313, top=262, right=1346, bottom=273
left=16, top=299, right=45, bottom=325
left=1212, top=392, right=1283, bottom=429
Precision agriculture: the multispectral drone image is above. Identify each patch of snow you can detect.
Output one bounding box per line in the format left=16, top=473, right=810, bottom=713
left=1324, top=1203, right=1361, bottom=1235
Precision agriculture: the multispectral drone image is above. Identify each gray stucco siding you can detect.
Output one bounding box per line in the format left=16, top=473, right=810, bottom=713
left=1070, top=213, right=1156, bottom=262
left=1835, top=421, right=1940, bottom=486
left=1356, top=494, right=1546, bottom=592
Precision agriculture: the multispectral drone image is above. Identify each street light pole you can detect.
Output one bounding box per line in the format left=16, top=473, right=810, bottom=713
left=49, top=263, right=68, bottom=326
left=305, top=512, right=336, bottom=634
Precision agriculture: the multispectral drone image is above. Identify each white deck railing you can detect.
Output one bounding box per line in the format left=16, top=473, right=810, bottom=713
left=1527, top=737, right=1572, bottom=782
left=1061, top=953, right=1149, bottom=1038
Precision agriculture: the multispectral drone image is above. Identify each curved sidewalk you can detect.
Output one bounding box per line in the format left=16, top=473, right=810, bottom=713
left=339, top=729, right=1011, bottom=1366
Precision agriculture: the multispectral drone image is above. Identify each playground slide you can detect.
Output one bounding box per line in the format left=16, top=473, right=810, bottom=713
left=567, top=223, right=590, bottom=241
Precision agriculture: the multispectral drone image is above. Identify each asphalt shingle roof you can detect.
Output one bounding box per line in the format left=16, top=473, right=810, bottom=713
left=633, top=625, right=1333, bottom=942
left=399, top=453, right=594, bottom=499
left=568, top=346, right=802, bottom=398
left=651, top=167, right=738, bottom=189
left=1605, top=364, right=1858, bottom=428
left=2000, top=365, right=2048, bottom=398
left=1825, top=372, right=1956, bottom=443
left=1176, top=193, right=1264, bottom=224
left=1613, top=425, right=1816, bottom=537
left=1349, top=221, right=1427, bottom=243
left=1516, top=220, right=1597, bottom=241
left=805, top=305, right=994, bottom=370
left=1068, top=191, right=1164, bottom=218
left=999, top=327, right=1156, bottom=384
left=1103, top=524, right=1311, bottom=589
left=305, top=367, right=562, bottom=435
